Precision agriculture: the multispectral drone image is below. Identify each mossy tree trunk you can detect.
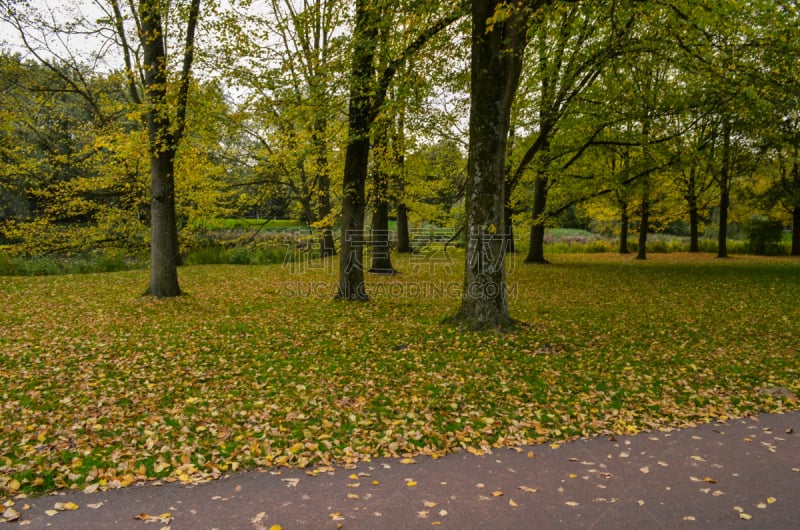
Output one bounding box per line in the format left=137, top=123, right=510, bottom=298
left=450, top=1, right=536, bottom=329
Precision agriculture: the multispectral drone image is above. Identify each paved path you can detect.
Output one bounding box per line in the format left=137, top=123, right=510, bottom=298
left=5, top=411, right=799, bottom=529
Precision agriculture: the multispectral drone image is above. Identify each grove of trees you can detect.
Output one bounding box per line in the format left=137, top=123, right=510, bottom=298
left=1, top=0, right=798, bottom=327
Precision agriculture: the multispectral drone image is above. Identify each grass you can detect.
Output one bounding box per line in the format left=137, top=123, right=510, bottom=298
left=1, top=253, right=799, bottom=497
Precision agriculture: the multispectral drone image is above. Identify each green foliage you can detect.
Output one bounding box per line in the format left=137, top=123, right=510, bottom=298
left=743, top=215, right=785, bottom=255
left=1, top=254, right=797, bottom=496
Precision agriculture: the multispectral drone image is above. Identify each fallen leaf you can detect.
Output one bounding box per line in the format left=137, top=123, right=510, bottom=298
left=2, top=508, right=20, bottom=522
left=251, top=512, right=266, bottom=524
left=45, top=510, right=59, bottom=517
left=766, top=497, right=776, bottom=504
left=347, top=494, right=359, bottom=500
left=134, top=512, right=172, bottom=523
left=637, top=500, right=645, bottom=506
left=491, top=491, right=504, bottom=497
left=703, top=477, right=717, bottom=484
left=407, top=480, right=417, bottom=487
left=565, top=501, right=579, bottom=507
left=639, top=467, right=649, bottom=474
left=527, top=451, right=535, bottom=459
left=509, top=499, right=518, bottom=507
left=54, top=502, right=79, bottom=511
left=683, top=515, right=696, bottom=521
left=438, top=509, right=448, bottom=517
left=400, top=458, right=417, bottom=465
left=269, top=526, right=283, bottom=530
left=739, top=513, right=752, bottom=520
left=518, top=486, right=538, bottom=493
left=756, top=503, right=767, bottom=509
left=423, top=501, right=438, bottom=508
left=329, top=512, right=344, bottom=521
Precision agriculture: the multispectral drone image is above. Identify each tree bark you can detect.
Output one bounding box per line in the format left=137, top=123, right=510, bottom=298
left=396, top=202, right=411, bottom=253
left=140, top=0, right=201, bottom=297
left=449, top=1, right=533, bottom=329
left=686, top=165, right=700, bottom=253
left=525, top=174, right=549, bottom=263
left=619, top=198, right=630, bottom=254
left=312, top=116, right=335, bottom=256
left=636, top=194, right=649, bottom=261
left=717, top=124, right=732, bottom=259
left=337, top=0, right=378, bottom=300
left=792, top=205, right=800, bottom=257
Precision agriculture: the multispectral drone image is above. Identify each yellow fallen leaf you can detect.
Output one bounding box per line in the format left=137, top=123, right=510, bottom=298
left=269, top=526, right=283, bottom=530
left=509, top=499, right=518, bottom=507
left=347, top=494, right=359, bottom=500
left=45, top=510, right=59, bottom=517
left=492, top=491, right=504, bottom=497
left=683, top=516, right=696, bottom=521
left=54, top=502, right=79, bottom=511
left=349, top=474, right=359, bottom=480
left=637, top=500, right=645, bottom=506
left=407, top=480, right=417, bottom=487
left=423, top=501, right=438, bottom=508
left=329, top=512, right=344, bottom=521
left=400, top=458, right=417, bottom=465
left=527, top=451, right=535, bottom=459
left=565, top=501, right=579, bottom=507
left=639, top=467, right=649, bottom=474
left=739, top=513, right=752, bottom=520
left=756, top=503, right=767, bottom=509
left=766, top=497, right=776, bottom=504
left=518, top=486, right=538, bottom=493
left=569, top=473, right=578, bottom=479
left=372, top=480, right=380, bottom=486
left=702, top=477, right=717, bottom=484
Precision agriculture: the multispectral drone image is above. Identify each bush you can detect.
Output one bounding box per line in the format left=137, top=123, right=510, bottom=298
left=743, top=215, right=784, bottom=255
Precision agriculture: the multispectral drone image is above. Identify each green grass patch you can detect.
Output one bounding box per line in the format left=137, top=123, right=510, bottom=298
left=0, top=253, right=798, bottom=496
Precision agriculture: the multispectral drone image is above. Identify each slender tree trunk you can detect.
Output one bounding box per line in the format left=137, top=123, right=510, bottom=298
left=619, top=198, right=630, bottom=254
left=688, top=199, right=700, bottom=253
left=369, top=124, right=395, bottom=274
left=449, top=1, right=531, bottom=329
left=687, top=165, right=700, bottom=253
left=396, top=202, right=411, bottom=253
left=504, top=200, right=516, bottom=254
left=313, top=117, right=335, bottom=256
left=525, top=174, right=549, bottom=263
left=636, top=194, right=649, bottom=261
left=337, top=0, right=377, bottom=300
left=717, top=125, right=731, bottom=259
left=140, top=0, right=200, bottom=297
left=792, top=205, right=800, bottom=257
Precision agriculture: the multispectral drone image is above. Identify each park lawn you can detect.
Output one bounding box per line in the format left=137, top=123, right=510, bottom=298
left=1, top=253, right=798, bottom=496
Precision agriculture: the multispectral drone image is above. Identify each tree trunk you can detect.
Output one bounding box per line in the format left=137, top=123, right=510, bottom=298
left=504, top=200, right=515, bottom=254
left=337, top=0, right=378, bottom=300
left=140, top=0, right=200, bottom=297
left=636, top=195, right=649, bottom=261
left=717, top=125, right=731, bottom=259
left=792, top=205, right=800, bottom=257
left=619, top=199, right=630, bottom=254
left=449, top=1, right=530, bottom=329
left=313, top=118, right=335, bottom=257
left=688, top=199, right=700, bottom=253
left=525, top=174, right=549, bottom=263
left=687, top=165, right=700, bottom=253
left=396, top=202, right=411, bottom=253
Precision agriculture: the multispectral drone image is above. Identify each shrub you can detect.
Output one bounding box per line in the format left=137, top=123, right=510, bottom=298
left=743, top=215, right=784, bottom=255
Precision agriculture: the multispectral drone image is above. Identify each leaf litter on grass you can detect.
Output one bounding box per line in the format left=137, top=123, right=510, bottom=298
left=0, top=254, right=798, bottom=497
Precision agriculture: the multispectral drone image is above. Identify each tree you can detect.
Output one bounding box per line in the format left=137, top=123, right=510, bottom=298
left=136, top=0, right=202, bottom=296
left=448, top=1, right=536, bottom=328
left=337, top=0, right=463, bottom=299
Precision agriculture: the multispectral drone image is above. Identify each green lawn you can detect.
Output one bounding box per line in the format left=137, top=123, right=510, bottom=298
left=1, top=253, right=798, bottom=496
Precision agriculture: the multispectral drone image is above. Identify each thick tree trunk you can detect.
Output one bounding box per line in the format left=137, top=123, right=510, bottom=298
left=636, top=195, right=649, bottom=261
left=525, top=174, right=549, bottom=263
left=148, top=151, right=182, bottom=297
left=792, top=205, right=800, bottom=257
left=449, top=1, right=530, bottom=329
left=619, top=200, right=630, bottom=254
